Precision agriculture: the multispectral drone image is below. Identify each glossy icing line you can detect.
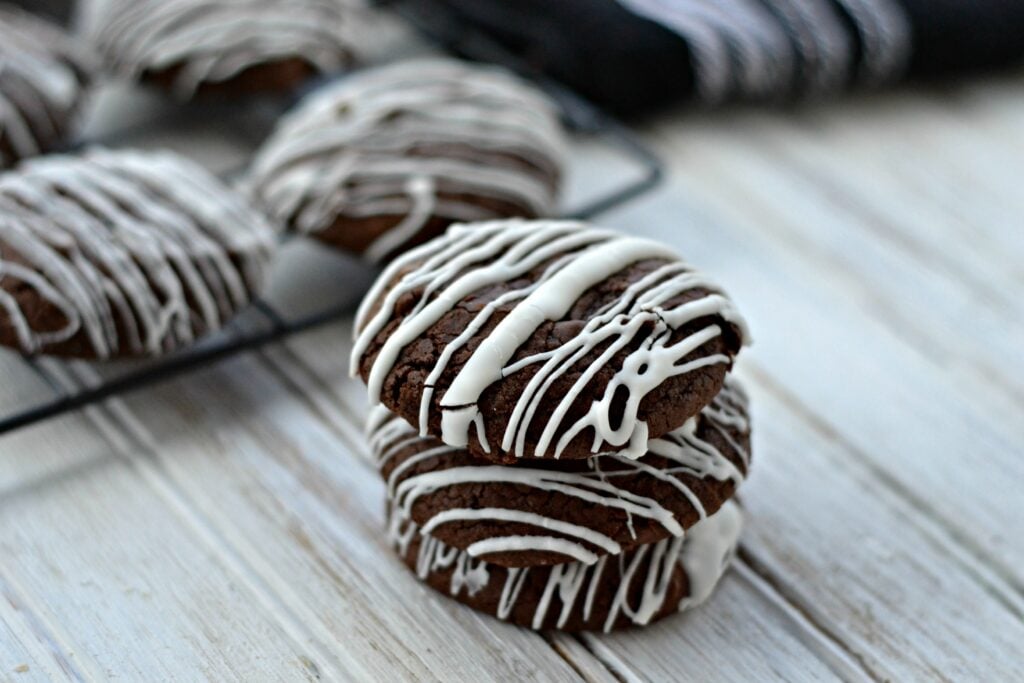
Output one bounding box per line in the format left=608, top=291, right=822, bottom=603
left=246, top=58, right=567, bottom=262
left=353, top=220, right=749, bottom=459
left=389, top=499, right=743, bottom=632
left=91, top=0, right=365, bottom=97
left=370, top=378, right=749, bottom=564
left=0, top=148, right=277, bottom=358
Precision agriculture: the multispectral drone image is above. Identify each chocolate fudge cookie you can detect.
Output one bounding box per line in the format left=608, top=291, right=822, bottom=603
left=0, top=148, right=277, bottom=359
left=371, top=378, right=750, bottom=567
left=245, top=58, right=567, bottom=263
left=0, top=5, right=95, bottom=168
left=389, top=497, right=743, bottom=632
left=352, top=219, right=749, bottom=463
left=90, top=0, right=366, bottom=99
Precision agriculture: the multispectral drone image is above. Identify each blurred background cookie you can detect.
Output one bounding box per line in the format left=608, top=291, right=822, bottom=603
left=0, top=4, right=95, bottom=168
left=89, top=0, right=369, bottom=99
left=0, top=148, right=277, bottom=359
left=245, top=58, right=567, bottom=263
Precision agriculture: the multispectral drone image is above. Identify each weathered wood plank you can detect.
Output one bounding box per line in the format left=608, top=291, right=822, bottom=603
left=65, top=355, right=594, bottom=683
left=738, top=374, right=1024, bottom=681
left=0, top=586, right=74, bottom=683
left=580, top=566, right=853, bottom=683
left=544, top=635, right=622, bottom=683
left=622, top=143, right=1024, bottom=589
left=697, top=88, right=1024, bottom=299
left=0, top=358, right=341, bottom=682
left=656, top=110, right=1024, bottom=407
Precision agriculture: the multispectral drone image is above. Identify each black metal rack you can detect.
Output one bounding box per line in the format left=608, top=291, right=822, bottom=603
left=0, top=6, right=664, bottom=438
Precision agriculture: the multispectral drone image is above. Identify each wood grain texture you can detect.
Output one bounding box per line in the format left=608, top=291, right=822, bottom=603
left=63, top=356, right=592, bottom=683
left=640, top=113, right=1024, bottom=589
left=0, top=590, right=72, bottom=683
left=740, top=374, right=1024, bottom=681
left=577, top=567, right=851, bottom=683
left=0, top=358, right=329, bottom=682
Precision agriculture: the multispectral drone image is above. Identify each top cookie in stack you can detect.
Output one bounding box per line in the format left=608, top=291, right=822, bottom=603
left=352, top=219, right=748, bottom=464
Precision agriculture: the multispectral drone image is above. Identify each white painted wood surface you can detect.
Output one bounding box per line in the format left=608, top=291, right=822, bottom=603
left=2, top=19, right=1023, bottom=681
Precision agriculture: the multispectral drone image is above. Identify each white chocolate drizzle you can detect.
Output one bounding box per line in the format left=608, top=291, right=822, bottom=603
left=388, top=499, right=743, bottom=632
left=369, top=378, right=748, bottom=565
left=0, top=7, right=93, bottom=168
left=245, top=58, right=567, bottom=262
left=353, top=220, right=749, bottom=459
left=0, top=148, right=277, bottom=358
left=90, top=0, right=367, bottom=98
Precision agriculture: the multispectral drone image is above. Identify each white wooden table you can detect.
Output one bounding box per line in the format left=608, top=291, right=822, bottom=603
left=2, top=36, right=1023, bottom=681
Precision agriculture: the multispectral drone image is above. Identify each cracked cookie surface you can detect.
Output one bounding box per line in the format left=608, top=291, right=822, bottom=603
left=353, top=219, right=749, bottom=463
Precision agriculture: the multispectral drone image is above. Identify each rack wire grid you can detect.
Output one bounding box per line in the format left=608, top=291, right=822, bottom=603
left=0, top=4, right=665, bottom=438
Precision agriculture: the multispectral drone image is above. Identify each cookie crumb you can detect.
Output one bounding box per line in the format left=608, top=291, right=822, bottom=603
left=298, top=655, right=321, bottom=680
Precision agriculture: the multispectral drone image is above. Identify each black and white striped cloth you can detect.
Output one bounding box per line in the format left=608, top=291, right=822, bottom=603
left=418, top=0, right=1024, bottom=114
left=616, top=0, right=911, bottom=103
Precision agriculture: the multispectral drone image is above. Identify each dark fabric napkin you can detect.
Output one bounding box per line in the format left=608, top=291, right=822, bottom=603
left=418, top=0, right=1024, bottom=115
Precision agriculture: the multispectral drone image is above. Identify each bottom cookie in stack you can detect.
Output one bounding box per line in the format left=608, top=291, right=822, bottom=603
left=387, top=499, right=742, bottom=632
left=369, top=379, right=752, bottom=632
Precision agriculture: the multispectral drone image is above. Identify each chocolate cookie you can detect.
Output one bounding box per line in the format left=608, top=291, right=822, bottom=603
left=0, top=5, right=95, bottom=168
left=90, top=0, right=366, bottom=99
left=389, top=497, right=743, bottom=632
left=0, top=148, right=277, bottom=359
left=245, top=58, right=567, bottom=263
left=371, top=378, right=750, bottom=567
left=352, top=220, right=749, bottom=463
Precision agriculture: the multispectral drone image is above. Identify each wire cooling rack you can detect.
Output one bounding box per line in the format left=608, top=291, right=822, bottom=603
left=0, top=7, right=664, bottom=438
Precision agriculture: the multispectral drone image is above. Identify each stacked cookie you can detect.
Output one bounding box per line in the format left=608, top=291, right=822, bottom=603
left=351, top=219, right=752, bottom=631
